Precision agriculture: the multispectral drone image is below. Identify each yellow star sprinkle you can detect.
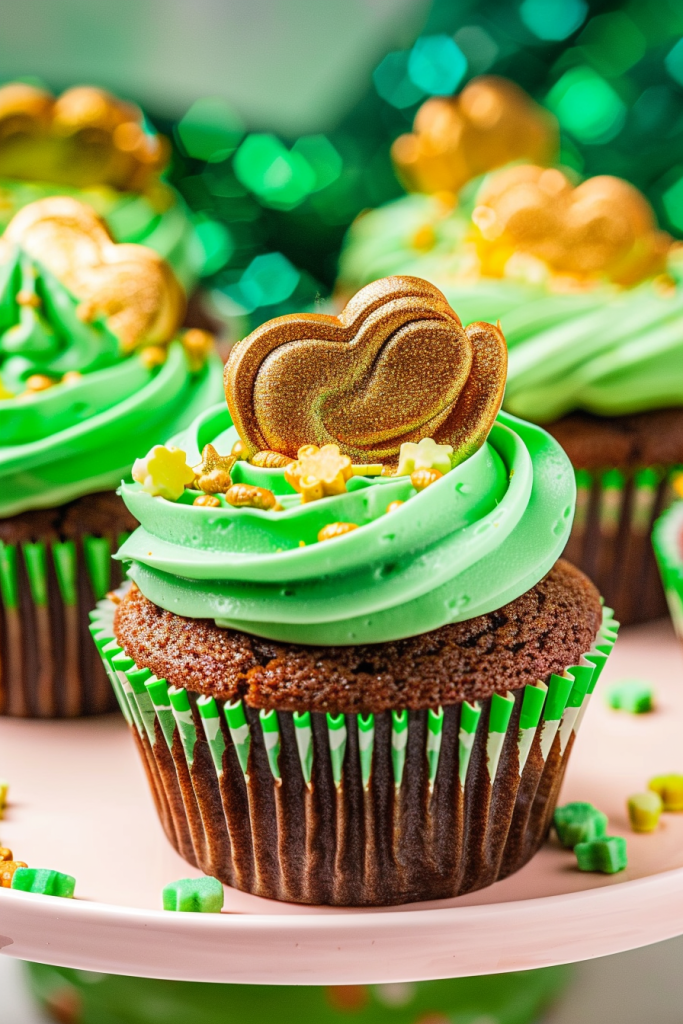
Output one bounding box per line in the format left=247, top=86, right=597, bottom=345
left=284, top=444, right=353, bottom=503
left=396, top=437, right=453, bottom=477
left=132, top=445, right=195, bottom=501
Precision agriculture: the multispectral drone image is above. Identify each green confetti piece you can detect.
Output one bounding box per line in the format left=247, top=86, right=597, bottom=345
left=197, top=695, right=226, bottom=776
left=628, top=792, right=662, bottom=833
left=426, top=707, right=444, bottom=788
left=224, top=699, right=251, bottom=777
left=0, top=542, right=19, bottom=609
left=648, top=774, right=683, bottom=811
left=22, top=541, right=48, bottom=607
left=607, top=679, right=654, bottom=714
left=357, top=713, right=374, bottom=789
left=51, top=541, right=77, bottom=607
left=458, top=701, right=481, bottom=786
left=146, top=677, right=175, bottom=749
left=83, top=535, right=111, bottom=601
left=391, top=709, right=408, bottom=787
left=260, top=708, right=281, bottom=781
left=169, top=686, right=198, bottom=765
left=293, top=710, right=313, bottom=786
left=12, top=867, right=75, bottom=898
left=554, top=802, right=608, bottom=849
left=518, top=682, right=546, bottom=774
left=162, top=876, right=224, bottom=913
left=487, top=692, right=514, bottom=781
left=327, top=712, right=347, bottom=788
left=575, top=836, right=627, bottom=874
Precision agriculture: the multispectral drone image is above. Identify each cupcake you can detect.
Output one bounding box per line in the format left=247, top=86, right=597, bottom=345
left=91, top=276, right=618, bottom=907
left=0, top=82, right=204, bottom=291
left=653, top=478, right=683, bottom=643
left=339, top=166, right=682, bottom=625
left=0, top=196, right=224, bottom=717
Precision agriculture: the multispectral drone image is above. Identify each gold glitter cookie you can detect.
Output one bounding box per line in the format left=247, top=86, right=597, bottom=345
left=225, top=275, right=507, bottom=467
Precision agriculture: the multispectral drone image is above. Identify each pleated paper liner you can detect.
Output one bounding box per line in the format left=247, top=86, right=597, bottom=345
left=90, top=595, right=618, bottom=907
left=653, top=500, right=683, bottom=642
left=0, top=498, right=132, bottom=718
left=563, top=465, right=682, bottom=627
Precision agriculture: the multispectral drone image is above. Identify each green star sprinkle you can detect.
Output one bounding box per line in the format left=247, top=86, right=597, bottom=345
left=628, top=792, right=663, bottom=833
left=606, top=679, right=654, bottom=714
left=162, top=876, right=224, bottom=913
left=575, top=836, right=628, bottom=874
left=648, top=774, right=683, bottom=811
left=11, top=867, right=75, bottom=898
left=554, top=801, right=608, bottom=848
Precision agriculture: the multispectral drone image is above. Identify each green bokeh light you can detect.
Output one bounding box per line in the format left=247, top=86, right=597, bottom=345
left=177, top=97, right=244, bottom=162
left=546, top=66, right=626, bottom=143
left=373, top=51, right=426, bottom=109
left=193, top=215, right=233, bottom=276
left=520, top=0, right=587, bottom=41
left=662, top=173, right=683, bottom=232
left=233, top=135, right=316, bottom=209
left=407, top=35, right=467, bottom=96
left=291, top=136, right=343, bottom=192
left=578, top=12, right=646, bottom=78
left=666, top=38, right=683, bottom=88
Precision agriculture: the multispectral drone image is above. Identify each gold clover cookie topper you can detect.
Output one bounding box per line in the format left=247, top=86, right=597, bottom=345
left=471, top=165, right=671, bottom=286
left=0, top=197, right=185, bottom=352
left=225, top=275, right=507, bottom=469
left=392, top=77, right=558, bottom=196
left=285, top=444, right=353, bottom=503
left=132, top=445, right=195, bottom=501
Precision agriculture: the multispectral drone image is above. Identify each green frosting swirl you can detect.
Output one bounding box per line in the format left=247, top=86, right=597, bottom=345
left=0, top=179, right=204, bottom=292
left=339, top=193, right=683, bottom=423
left=116, top=402, right=575, bottom=645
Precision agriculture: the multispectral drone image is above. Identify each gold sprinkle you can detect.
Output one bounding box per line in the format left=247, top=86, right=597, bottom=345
left=196, top=468, right=232, bottom=494
left=225, top=484, right=282, bottom=511
left=250, top=450, right=292, bottom=469
left=182, top=328, right=215, bottom=372
left=16, top=289, right=41, bottom=307
left=411, top=224, right=437, bottom=252
left=351, top=464, right=383, bottom=476
left=0, top=848, right=12, bottom=861
left=24, top=374, right=55, bottom=392
left=231, top=439, right=249, bottom=461
left=193, top=494, right=221, bottom=507
left=411, top=467, right=443, bottom=491
left=298, top=540, right=306, bottom=547
left=0, top=861, right=28, bottom=888
left=139, top=345, right=168, bottom=369
left=61, top=370, right=82, bottom=385
left=386, top=500, right=404, bottom=514
left=318, top=522, right=358, bottom=543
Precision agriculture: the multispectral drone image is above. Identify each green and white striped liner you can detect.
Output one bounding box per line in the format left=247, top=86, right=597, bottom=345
left=653, top=502, right=683, bottom=640
left=224, top=699, right=251, bottom=777
left=197, top=695, right=226, bottom=776
left=293, top=711, right=313, bottom=787
left=426, top=707, right=444, bottom=789
left=327, top=712, right=347, bottom=788
left=458, top=701, right=482, bottom=786
left=91, top=598, right=619, bottom=793
left=260, top=708, right=281, bottom=781
left=358, top=714, right=374, bottom=789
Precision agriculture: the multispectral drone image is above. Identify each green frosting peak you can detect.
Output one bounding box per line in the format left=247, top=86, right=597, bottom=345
left=117, top=402, right=575, bottom=645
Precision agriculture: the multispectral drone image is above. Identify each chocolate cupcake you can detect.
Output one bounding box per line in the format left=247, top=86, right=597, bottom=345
left=0, top=82, right=204, bottom=291
left=90, top=276, right=618, bottom=906
left=0, top=196, right=224, bottom=717
left=339, top=164, right=682, bottom=625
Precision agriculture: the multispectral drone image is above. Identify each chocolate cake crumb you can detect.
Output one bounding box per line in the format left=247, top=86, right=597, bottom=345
left=114, top=559, right=602, bottom=714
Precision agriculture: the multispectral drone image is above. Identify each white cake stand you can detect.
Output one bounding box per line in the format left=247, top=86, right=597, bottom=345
left=0, top=618, right=682, bottom=984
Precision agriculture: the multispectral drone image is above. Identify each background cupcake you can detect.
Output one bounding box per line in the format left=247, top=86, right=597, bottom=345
left=339, top=166, right=682, bottom=626
left=653, top=477, right=683, bottom=643
left=0, top=82, right=206, bottom=292
left=91, top=276, right=617, bottom=906
left=0, top=195, right=224, bottom=717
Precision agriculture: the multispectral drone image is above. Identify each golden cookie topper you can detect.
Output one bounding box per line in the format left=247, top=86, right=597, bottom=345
left=0, top=82, right=168, bottom=191
left=225, top=275, right=507, bottom=467
left=392, top=76, right=558, bottom=196
left=0, top=196, right=185, bottom=350
left=471, top=165, right=671, bottom=286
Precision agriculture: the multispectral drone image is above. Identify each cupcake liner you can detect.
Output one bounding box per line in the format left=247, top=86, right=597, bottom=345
left=0, top=508, right=130, bottom=718
left=653, top=500, right=683, bottom=642
left=90, top=594, right=618, bottom=907
left=563, top=465, right=680, bottom=626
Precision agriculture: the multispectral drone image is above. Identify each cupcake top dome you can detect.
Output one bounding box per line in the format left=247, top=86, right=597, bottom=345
left=116, top=275, right=576, bottom=645
left=0, top=196, right=224, bottom=516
